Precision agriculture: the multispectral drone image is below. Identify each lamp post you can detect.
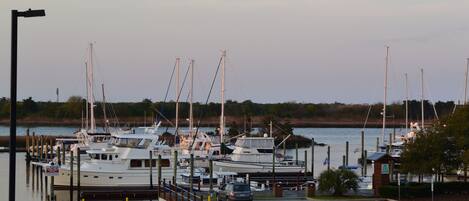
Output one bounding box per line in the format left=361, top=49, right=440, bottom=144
left=10, top=9, right=45, bottom=201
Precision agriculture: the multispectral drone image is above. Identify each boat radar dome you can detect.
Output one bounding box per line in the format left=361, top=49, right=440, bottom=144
left=263, top=133, right=268, bottom=138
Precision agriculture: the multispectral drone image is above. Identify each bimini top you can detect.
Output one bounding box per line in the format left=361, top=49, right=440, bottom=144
left=235, top=137, right=274, bottom=149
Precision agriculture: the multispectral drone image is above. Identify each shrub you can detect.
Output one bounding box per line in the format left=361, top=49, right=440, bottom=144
left=317, top=169, right=359, bottom=196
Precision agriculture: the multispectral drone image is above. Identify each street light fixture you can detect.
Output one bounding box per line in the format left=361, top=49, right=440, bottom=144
left=10, top=8, right=45, bottom=201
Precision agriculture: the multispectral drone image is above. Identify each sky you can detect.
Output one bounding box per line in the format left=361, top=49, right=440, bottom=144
left=1, top=0, right=469, bottom=104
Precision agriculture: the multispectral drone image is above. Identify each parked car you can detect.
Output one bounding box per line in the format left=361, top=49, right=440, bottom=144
left=219, top=182, right=253, bottom=201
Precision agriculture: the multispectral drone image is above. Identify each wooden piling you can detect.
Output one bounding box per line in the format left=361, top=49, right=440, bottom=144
left=49, top=138, right=53, bottom=160
left=311, top=138, right=314, bottom=178
left=26, top=129, right=30, bottom=158
left=376, top=137, right=379, bottom=152
left=173, top=150, right=177, bottom=185
left=304, top=150, right=308, bottom=174
left=345, top=141, right=349, bottom=166
left=40, top=135, right=44, bottom=161
left=327, top=146, right=330, bottom=171
left=190, top=153, right=194, bottom=195
left=62, top=142, right=65, bottom=166
left=70, top=150, right=74, bottom=201
left=57, top=146, right=61, bottom=166
left=31, top=133, right=35, bottom=159
left=295, top=143, right=298, bottom=165
left=361, top=131, right=364, bottom=176
left=77, top=147, right=81, bottom=201
left=364, top=150, right=368, bottom=176
left=272, top=146, right=276, bottom=185
left=158, top=154, right=162, bottom=198
left=209, top=159, right=213, bottom=192
left=45, top=139, right=48, bottom=161
left=149, top=151, right=153, bottom=189
left=342, top=155, right=346, bottom=169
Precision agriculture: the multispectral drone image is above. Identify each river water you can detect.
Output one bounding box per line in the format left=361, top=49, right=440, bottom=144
left=0, top=126, right=395, bottom=201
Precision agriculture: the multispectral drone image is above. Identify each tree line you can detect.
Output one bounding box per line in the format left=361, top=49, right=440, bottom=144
left=0, top=96, right=458, bottom=123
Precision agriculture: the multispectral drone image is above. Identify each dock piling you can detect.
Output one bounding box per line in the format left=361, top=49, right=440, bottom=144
left=70, top=150, right=74, bottom=201
left=173, top=150, right=177, bottom=185
left=190, top=153, right=194, bottom=195
left=26, top=129, right=30, bottom=159
left=364, top=150, right=368, bottom=176
left=376, top=137, right=379, bottom=152
left=209, top=159, right=213, bottom=191
left=295, top=143, right=298, bottom=165
left=272, top=146, right=276, bottom=186
left=304, top=150, right=308, bottom=174
left=77, top=147, right=81, bottom=201
left=327, top=146, right=330, bottom=171
left=361, top=131, right=364, bottom=176
left=158, top=154, right=162, bottom=194
left=345, top=141, right=349, bottom=166
left=311, top=138, right=314, bottom=178
left=149, top=150, right=153, bottom=189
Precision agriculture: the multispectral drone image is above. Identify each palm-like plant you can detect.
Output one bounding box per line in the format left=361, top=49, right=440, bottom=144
left=318, top=169, right=359, bottom=196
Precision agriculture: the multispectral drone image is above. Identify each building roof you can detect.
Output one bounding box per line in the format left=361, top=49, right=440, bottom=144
left=367, top=152, right=389, bottom=161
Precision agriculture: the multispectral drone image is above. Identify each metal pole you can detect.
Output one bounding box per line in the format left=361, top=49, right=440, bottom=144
left=77, top=148, right=80, bottom=201
left=9, top=10, right=18, bottom=201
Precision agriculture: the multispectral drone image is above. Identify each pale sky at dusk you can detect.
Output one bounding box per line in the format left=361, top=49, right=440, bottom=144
left=1, top=0, right=469, bottom=103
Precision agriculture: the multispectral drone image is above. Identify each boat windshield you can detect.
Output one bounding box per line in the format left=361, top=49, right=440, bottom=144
left=114, top=138, right=151, bottom=148
left=235, top=138, right=274, bottom=149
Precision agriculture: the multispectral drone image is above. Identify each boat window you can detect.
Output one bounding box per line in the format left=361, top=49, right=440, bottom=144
left=115, top=138, right=143, bottom=148
left=109, top=155, right=113, bottom=160
left=144, top=159, right=157, bottom=167
left=109, top=177, right=114, bottom=179
left=160, top=159, right=171, bottom=167
left=130, top=159, right=143, bottom=168
left=115, top=155, right=118, bottom=158
left=118, top=177, right=123, bottom=179
left=257, top=149, right=273, bottom=153
left=93, top=176, right=99, bottom=178
left=101, top=154, right=108, bottom=160
left=90, top=154, right=100, bottom=160
left=142, top=139, right=152, bottom=148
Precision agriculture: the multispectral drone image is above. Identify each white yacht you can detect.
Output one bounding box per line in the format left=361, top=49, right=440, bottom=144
left=55, top=134, right=183, bottom=188
left=213, top=135, right=304, bottom=174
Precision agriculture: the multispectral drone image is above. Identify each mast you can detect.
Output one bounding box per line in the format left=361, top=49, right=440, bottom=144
left=421, top=68, right=425, bottom=130
left=220, top=50, right=226, bottom=144
left=175, top=58, right=180, bottom=138
left=405, top=73, right=409, bottom=133
left=89, top=43, right=96, bottom=132
left=85, top=62, right=89, bottom=130
left=465, top=58, right=469, bottom=105
left=101, top=83, right=109, bottom=132
left=382, top=46, right=389, bottom=145
left=189, top=59, right=194, bottom=138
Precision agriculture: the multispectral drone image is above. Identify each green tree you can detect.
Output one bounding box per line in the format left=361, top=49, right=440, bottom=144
left=317, top=169, right=359, bottom=196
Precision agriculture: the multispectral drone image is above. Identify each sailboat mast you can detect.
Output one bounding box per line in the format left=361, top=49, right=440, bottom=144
left=189, top=59, right=194, bottom=137
left=175, top=58, right=180, bottom=138
left=421, top=68, right=425, bottom=130
left=465, top=58, right=469, bottom=105
left=405, top=73, right=409, bottom=133
left=382, top=46, right=389, bottom=145
left=102, top=83, right=108, bottom=132
left=220, top=50, right=226, bottom=144
left=89, top=43, right=96, bottom=132
left=85, top=61, right=89, bottom=131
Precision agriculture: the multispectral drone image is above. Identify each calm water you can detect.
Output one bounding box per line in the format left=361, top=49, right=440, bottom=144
left=0, top=126, right=395, bottom=201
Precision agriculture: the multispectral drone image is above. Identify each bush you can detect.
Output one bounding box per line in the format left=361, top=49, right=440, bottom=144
left=318, top=169, right=359, bottom=196
left=379, top=182, right=469, bottom=199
